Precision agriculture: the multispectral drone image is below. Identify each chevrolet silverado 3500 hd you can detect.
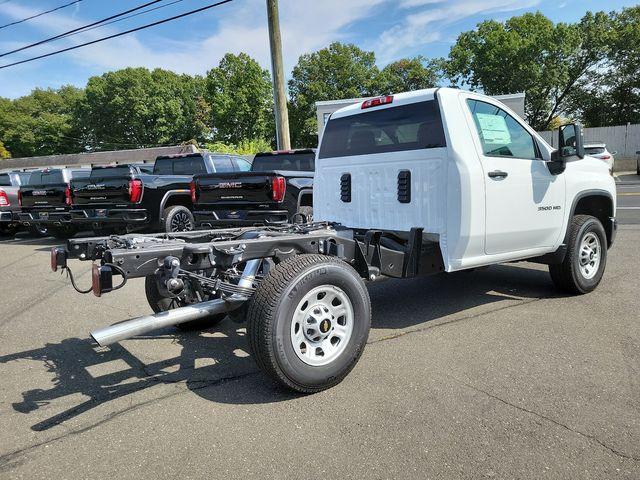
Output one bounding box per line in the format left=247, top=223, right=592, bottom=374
left=53, top=88, right=616, bottom=392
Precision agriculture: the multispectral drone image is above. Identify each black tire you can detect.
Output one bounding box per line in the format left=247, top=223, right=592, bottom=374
left=29, top=225, right=48, bottom=237
left=144, top=275, right=226, bottom=331
left=549, top=215, right=607, bottom=294
left=48, top=225, right=77, bottom=240
left=163, top=205, right=195, bottom=233
left=297, top=206, right=313, bottom=223
left=0, top=224, right=18, bottom=237
left=247, top=254, right=371, bottom=393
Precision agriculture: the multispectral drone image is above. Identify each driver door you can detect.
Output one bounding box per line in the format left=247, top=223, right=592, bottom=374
left=466, top=99, right=565, bottom=255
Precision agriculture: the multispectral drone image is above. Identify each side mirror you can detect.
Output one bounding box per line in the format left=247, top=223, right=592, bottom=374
left=558, top=123, right=585, bottom=160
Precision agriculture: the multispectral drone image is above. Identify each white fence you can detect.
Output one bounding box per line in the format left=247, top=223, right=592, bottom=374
left=539, top=123, right=640, bottom=171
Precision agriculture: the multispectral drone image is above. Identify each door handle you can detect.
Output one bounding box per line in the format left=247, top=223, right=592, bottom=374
left=488, top=170, right=508, bottom=179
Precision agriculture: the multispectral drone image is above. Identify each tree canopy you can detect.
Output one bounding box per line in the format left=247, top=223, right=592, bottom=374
left=288, top=42, right=380, bottom=148
left=76, top=68, right=210, bottom=151
left=446, top=11, right=611, bottom=130
left=205, top=53, right=274, bottom=145
left=0, top=140, right=10, bottom=159
left=0, top=86, right=84, bottom=158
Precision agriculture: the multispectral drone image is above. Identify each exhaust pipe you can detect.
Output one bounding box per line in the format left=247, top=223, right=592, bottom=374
left=90, top=259, right=261, bottom=346
left=90, top=295, right=246, bottom=346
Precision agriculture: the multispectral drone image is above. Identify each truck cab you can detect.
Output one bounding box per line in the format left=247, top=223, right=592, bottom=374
left=315, top=88, right=616, bottom=274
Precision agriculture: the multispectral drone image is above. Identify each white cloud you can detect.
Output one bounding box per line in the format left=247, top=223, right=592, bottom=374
left=374, top=0, right=542, bottom=63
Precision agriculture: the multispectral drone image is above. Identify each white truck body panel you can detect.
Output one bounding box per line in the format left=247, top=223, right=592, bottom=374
left=314, top=88, right=616, bottom=272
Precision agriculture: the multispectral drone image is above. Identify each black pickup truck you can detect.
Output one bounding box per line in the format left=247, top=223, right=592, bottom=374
left=70, top=153, right=251, bottom=234
left=18, top=168, right=91, bottom=238
left=192, top=149, right=315, bottom=227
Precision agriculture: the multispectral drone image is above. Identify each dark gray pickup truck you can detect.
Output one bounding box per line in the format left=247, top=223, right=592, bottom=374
left=18, top=168, right=90, bottom=238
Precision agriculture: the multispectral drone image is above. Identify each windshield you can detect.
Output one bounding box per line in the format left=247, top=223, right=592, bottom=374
left=252, top=153, right=315, bottom=172
left=27, top=171, right=64, bottom=185
left=585, top=147, right=606, bottom=155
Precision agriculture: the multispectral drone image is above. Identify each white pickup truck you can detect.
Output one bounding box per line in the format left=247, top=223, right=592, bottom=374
left=55, top=88, right=616, bottom=393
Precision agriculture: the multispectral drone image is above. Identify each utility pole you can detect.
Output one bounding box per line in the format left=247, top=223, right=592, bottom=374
left=266, top=0, right=291, bottom=151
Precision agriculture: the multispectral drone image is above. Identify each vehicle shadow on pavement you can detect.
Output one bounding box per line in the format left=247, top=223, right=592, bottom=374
left=0, top=263, right=561, bottom=431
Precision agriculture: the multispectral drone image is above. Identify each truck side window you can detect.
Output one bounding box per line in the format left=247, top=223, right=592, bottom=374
left=212, top=156, right=234, bottom=173
left=467, top=99, right=540, bottom=160
left=154, top=158, right=173, bottom=175
left=235, top=158, right=252, bottom=172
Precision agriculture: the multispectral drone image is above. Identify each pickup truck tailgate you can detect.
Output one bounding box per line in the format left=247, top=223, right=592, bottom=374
left=72, top=175, right=131, bottom=205
left=196, top=172, right=278, bottom=206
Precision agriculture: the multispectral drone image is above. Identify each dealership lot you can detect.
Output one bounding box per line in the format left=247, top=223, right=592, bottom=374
left=0, top=181, right=639, bottom=479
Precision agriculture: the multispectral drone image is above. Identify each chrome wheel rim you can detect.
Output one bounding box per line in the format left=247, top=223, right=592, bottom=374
left=170, top=211, right=193, bottom=232
left=579, top=232, right=601, bottom=280
left=290, top=285, right=354, bottom=367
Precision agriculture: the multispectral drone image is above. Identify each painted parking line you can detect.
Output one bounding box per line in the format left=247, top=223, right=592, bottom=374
left=617, top=192, right=640, bottom=196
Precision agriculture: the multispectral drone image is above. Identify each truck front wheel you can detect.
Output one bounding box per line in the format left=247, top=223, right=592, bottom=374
left=549, top=215, right=608, bottom=294
left=247, top=254, right=371, bottom=393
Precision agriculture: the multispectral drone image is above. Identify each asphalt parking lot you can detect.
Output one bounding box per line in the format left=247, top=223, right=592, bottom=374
left=0, top=179, right=639, bottom=479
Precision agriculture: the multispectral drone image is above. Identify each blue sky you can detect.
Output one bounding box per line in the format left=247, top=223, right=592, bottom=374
left=0, top=0, right=636, bottom=99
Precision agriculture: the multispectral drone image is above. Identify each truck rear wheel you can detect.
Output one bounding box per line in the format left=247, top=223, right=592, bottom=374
left=144, top=275, right=226, bottom=330
left=247, top=254, right=371, bottom=393
left=163, top=206, right=195, bottom=233
left=549, top=215, right=607, bottom=294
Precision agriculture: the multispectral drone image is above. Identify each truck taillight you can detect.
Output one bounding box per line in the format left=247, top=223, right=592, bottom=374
left=128, top=179, right=143, bottom=203
left=17, top=189, right=22, bottom=206
left=0, top=189, right=9, bottom=207
left=271, top=176, right=286, bottom=203
left=190, top=181, right=197, bottom=203
left=362, top=95, right=394, bottom=109
left=600, top=155, right=611, bottom=160
left=64, top=184, right=73, bottom=206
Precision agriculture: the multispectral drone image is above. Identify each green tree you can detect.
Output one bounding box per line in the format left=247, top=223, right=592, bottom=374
left=446, top=11, right=611, bottom=130
left=0, top=140, right=10, bottom=159
left=375, top=56, right=441, bottom=94
left=78, top=68, right=210, bottom=151
left=288, top=42, right=380, bottom=147
left=568, top=7, right=640, bottom=127
left=0, top=86, right=84, bottom=157
left=205, top=53, right=274, bottom=145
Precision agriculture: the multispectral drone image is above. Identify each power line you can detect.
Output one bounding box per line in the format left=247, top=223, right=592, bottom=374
left=0, top=0, right=167, bottom=58
left=0, top=0, right=14, bottom=6
left=0, top=0, right=234, bottom=70
left=0, top=0, right=84, bottom=31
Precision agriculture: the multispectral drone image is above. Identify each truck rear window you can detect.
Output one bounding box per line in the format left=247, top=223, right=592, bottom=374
left=154, top=156, right=207, bottom=175
left=0, top=174, right=10, bottom=186
left=90, top=166, right=132, bottom=179
left=319, top=101, right=446, bottom=159
left=27, top=171, right=64, bottom=185
left=252, top=153, right=315, bottom=172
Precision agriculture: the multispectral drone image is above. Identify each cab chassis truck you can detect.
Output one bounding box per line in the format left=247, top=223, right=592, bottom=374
left=53, top=89, right=617, bottom=393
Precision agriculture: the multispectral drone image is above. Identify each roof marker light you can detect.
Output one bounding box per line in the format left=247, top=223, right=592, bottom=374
left=362, top=95, right=394, bottom=109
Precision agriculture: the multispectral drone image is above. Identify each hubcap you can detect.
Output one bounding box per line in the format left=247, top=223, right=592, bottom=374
left=290, top=285, right=354, bottom=367
left=578, top=232, right=601, bottom=280
left=170, top=211, right=193, bottom=232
